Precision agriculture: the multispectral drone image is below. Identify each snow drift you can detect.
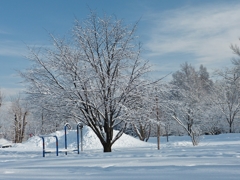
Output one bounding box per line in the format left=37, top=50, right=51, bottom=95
left=0, top=138, right=12, bottom=148
left=23, top=126, right=151, bottom=151
left=1, top=130, right=240, bottom=179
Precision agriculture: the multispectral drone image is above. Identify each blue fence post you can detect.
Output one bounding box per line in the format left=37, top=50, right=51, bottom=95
left=80, top=125, right=83, bottom=152
left=41, top=136, right=45, bottom=157
left=64, top=123, right=71, bottom=155
left=77, top=124, right=79, bottom=154
left=54, top=135, right=59, bottom=156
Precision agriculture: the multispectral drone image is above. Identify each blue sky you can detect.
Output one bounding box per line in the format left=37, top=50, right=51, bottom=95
left=1, top=0, right=240, bottom=98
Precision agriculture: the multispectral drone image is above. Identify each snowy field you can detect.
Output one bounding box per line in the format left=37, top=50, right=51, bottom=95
left=1, top=127, right=240, bottom=180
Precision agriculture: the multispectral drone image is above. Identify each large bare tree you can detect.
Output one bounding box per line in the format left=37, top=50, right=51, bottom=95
left=157, top=83, right=203, bottom=146
left=21, top=13, right=150, bottom=152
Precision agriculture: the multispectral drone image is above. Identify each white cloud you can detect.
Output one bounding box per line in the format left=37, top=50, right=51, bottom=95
left=0, top=87, right=24, bottom=112
left=144, top=3, right=240, bottom=70
left=0, top=41, right=28, bottom=57
left=0, top=39, right=52, bottom=58
left=0, top=29, right=10, bottom=35
left=1, top=87, right=24, bottom=98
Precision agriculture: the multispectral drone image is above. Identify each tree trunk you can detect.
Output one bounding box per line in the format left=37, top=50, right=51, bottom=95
left=20, top=112, right=28, bottom=143
left=103, top=143, right=112, bottom=152
left=229, top=123, right=232, bottom=133
left=14, top=114, right=18, bottom=143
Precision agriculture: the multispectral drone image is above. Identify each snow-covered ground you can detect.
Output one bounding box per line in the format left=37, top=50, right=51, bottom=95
left=1, top=127, right=240, bottom=179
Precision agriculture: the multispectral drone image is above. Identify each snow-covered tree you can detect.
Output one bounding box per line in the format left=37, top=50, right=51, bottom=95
left=200, top=102, right=224, bottom=135
left=198, top=64, right=213, bottom=93
left=29, top=106, right=65, bottom=135
left=212, top=68, right=240, bottom=133
left=130, top=87, right=152, bottom=142
left=168, top=87, right=202, bottom=146
left=171, top=62, right=198, bottom=92
left=21, top=13, right=150, bottom=152
left=169, top=63, right=214, bottom=145
left=10, top=96, right=29, bottom=143
left=130, top=83, right=165, bottom=145
left=172, top=62, right=212, bottom=97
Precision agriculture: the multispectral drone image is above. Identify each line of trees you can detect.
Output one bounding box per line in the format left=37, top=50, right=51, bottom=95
left=1, top=13, right=240, bottom=152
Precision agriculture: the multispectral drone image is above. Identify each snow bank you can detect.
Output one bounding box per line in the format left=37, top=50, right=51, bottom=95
left=0, top=138, right=12, bottom=145
left=0, top=138, right=12, bottom=148
left=2, top=133, right=240, bottom=180
left=22, top=126, right=150, bottom=150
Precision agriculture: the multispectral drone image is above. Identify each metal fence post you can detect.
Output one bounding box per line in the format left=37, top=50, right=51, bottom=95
left=81, top=125, right=83, bottom=152
left=77, top=123, right=83, bottom=154
left=64, top=123, right=71, bottom=155
left=40, top=136, right=45, bottom=157
left=54, top=135, right=59, bottom=156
